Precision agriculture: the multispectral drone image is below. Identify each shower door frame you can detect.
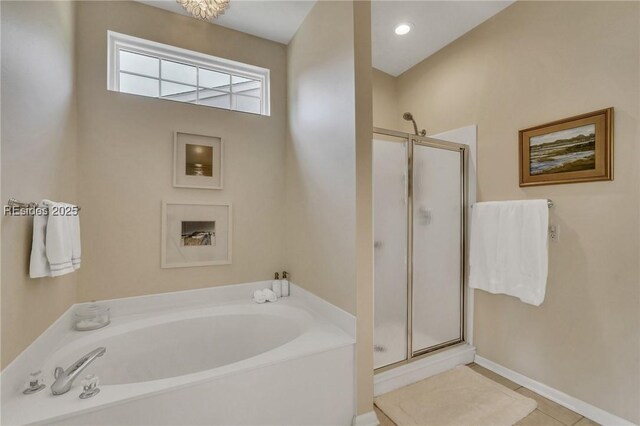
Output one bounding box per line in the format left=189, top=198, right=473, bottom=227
left=373, top=127, right=469, bottom=373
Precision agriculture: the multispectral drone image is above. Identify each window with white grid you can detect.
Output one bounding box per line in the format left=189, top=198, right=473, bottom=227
left=107, top=31, right=270, bottom=116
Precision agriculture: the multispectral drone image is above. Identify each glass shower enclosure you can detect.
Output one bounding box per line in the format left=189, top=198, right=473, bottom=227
left=373, top=128, right=468, bottom=371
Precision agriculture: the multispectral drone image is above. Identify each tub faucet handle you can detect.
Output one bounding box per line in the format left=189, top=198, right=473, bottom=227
left=23, top=370, right=46, bottom=395
left=79, top=374, right=100, bottom=399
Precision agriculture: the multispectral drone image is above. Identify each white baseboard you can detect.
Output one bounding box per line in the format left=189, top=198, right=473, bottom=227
left=352, top=410, right=379, bottom=426
left=474, top=356, right=635, bottom=426
left=374, top=344, right=476, bottom=396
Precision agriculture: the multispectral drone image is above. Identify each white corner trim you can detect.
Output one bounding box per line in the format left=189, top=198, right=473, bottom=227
left=374, top=344, right=476, bottom=397
left=352, top=411, right=380, bottom=426
left=474, top=356, right=636, bottom=426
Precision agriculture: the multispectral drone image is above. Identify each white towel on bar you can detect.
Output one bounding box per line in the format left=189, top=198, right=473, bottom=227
left=29, top=206, right=50, bottom=278
left=469, top=199, right=549, bottom=306
left=30, top=200, right=81, bottom=278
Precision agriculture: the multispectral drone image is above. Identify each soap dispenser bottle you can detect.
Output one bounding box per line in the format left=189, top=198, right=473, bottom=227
left=281, top=271, right=290, bottom=297
left=272, top=272, right=282, bottom=297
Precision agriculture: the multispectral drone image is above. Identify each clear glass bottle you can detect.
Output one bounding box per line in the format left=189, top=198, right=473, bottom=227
left=74, top=303, right=110, bottom=331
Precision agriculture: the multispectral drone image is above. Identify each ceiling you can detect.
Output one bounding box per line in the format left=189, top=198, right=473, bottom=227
left=136, top=0, right=315, bottom=44
left=372, top=1, right=514, bottom=76
left=137, top=1, right=513, bottom=75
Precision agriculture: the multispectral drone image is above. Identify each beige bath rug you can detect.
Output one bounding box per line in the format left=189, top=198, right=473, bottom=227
left=374, top=365, right=536, bottom=426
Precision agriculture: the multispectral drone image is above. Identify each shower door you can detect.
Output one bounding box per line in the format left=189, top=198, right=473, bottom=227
left=411, top=140, right=465, bottom=356
left=373, top=134, right=408, bottom=369
left=373, top=129, right=467, bottom=371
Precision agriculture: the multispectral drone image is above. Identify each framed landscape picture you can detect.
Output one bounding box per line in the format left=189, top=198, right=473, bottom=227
left=519, top=108, right=613, bottom=186
left=173, top=132, right=223, bottom=189
left=161, top=202, right=232, bottom=268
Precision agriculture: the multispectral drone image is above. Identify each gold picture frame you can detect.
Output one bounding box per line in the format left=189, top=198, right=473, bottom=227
left=519, top=108, right=613, bottom=186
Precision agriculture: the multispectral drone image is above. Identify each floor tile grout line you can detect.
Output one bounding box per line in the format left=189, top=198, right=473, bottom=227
left=516, top=387, right=582, bottom=426
left=570, top=416, right=586, bottom=426
left=534, top=409, right=568, bottom=424
left=374, top=403, right=398, bottom=426
left=469, top=363, right=586, bottom=425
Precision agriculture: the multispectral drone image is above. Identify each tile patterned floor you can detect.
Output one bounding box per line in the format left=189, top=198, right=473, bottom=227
left=373, top=363, right=601, bottom=426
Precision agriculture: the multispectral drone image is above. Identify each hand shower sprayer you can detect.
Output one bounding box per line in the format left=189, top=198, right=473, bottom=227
left=403, top=112, right=426, bottom=136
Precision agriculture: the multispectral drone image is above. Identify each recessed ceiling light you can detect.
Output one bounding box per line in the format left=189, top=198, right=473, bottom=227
left=395, top=23, right=412, bottom=36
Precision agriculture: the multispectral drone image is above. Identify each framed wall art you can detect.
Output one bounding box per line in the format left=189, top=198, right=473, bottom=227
left=173, top=131, right=223, bottom=189
left=519, top=108, right=613, bottom=186
left=161, top=202, right=232, bottom=268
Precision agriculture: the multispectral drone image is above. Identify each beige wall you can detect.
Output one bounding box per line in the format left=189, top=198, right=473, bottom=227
left=372, top=68, right=399, bottom=130
left=285, top=1, right=358, bottom=314
left=1, top=0, right=288, bottom=367
left=354, top=1, right=374, bottom=416
left=286, top=1, right=375, bottom=414
left=1, top=1, right=79, bottom=368
left=75, top=1, right=287, bottom=301
left=390, top=1, right=640, bottom=422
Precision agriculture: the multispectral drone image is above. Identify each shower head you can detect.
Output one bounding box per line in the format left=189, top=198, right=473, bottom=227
left=402, top=112, right=426, bottom=137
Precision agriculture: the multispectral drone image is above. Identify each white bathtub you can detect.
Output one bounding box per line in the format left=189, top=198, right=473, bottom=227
left=1, top=282, right=356, bottom=425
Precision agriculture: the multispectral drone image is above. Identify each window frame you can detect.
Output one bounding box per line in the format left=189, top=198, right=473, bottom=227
left=107, top=30, right=270, bottom=116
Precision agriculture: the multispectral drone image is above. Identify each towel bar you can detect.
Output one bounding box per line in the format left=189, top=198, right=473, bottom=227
left=472, top=199, right=553, bottom=208
left=6, top=198, right=81, bottom=212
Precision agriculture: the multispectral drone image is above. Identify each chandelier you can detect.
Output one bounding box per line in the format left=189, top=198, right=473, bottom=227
left=176, top=0, right=230, bottom=20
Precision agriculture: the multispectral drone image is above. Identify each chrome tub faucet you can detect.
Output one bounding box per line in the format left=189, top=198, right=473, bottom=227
left=51, top=347, right=106, bottom=395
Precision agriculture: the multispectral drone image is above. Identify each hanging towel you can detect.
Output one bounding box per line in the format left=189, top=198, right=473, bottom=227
left=469, top=199, right=548, bottom=306
left=29, top=203, right=50, bottom=278
left=29, top=200, right=81, bottom=278
left=65, top=202, right=82, bottom=271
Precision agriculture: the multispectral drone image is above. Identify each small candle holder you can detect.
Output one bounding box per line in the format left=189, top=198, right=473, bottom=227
left=79, top=374, right=100, bottom=399
left=23, top=370, right=46, bottom=395
left=74, top=303, right=110, bottom=331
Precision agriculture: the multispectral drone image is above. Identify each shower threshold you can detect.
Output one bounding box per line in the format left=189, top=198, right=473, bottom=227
left=374, top=322, right=463, bottom=371
left=374, top=343, right=476, bottom=396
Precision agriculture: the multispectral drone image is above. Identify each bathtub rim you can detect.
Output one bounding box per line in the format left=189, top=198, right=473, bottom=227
left=1, top=281, right=356, bottom=426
